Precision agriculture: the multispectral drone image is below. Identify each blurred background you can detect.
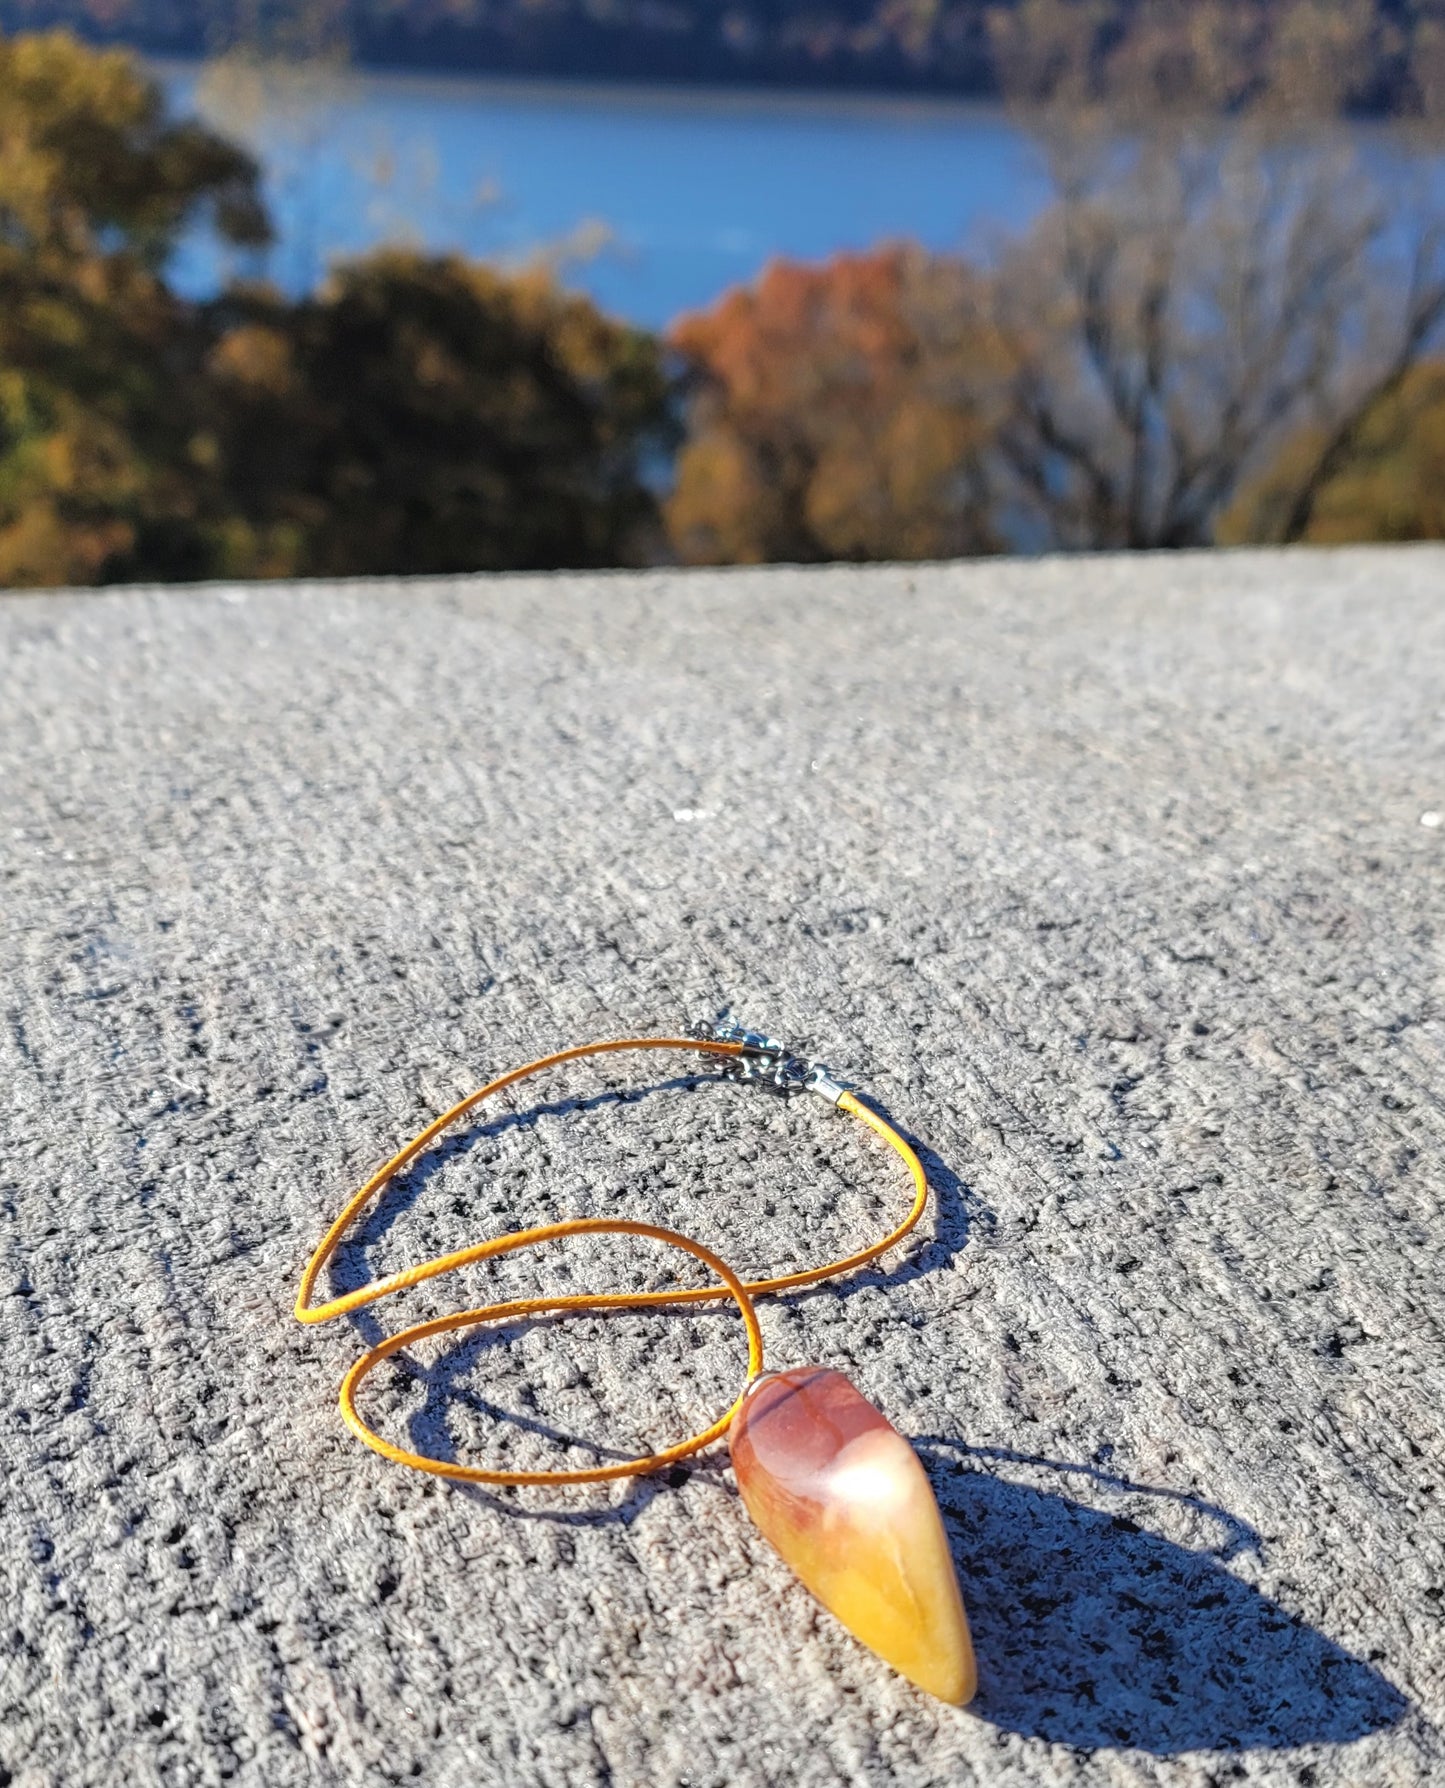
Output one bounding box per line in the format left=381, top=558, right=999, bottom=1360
left=4, top=0, right=1445, bottom=585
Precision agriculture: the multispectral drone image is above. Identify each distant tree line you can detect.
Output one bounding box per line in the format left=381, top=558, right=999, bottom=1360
left=5, top=27, right=1445, bottom=587
left=7, top=0, right=1445, bottom=112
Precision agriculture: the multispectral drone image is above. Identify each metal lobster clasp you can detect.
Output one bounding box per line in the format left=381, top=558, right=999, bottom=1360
left=690, top=1018, right=848, bottom=1106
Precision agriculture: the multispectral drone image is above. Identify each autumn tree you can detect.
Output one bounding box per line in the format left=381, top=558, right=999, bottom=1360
left=0, top=31, right=673, bottom=585
left=977, top=4, right=1445, bottom=549
left=0, top=29, right=268, bottom=585
left=203, top=251, right=675, bottom=577
left=974, top=122, right=1445, bottom=550
left=666, top=246, right=1003, bottom=565
left=1220, top=359, right=1445, bottom=543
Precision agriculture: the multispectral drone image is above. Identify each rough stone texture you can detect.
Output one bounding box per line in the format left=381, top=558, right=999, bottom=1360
left=1, top=547, right=1442, bottom=1788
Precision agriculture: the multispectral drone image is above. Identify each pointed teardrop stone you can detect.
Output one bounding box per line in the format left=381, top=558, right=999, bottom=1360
left=730, top=1367, right=976, bottom=1704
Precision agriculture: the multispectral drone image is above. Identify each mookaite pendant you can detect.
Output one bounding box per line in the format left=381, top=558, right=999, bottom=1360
left=730, top=1367, right=976, bottom=1705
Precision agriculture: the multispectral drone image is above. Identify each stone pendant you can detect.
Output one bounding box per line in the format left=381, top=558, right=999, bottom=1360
left=729, top=1367, right=976, bottom=1705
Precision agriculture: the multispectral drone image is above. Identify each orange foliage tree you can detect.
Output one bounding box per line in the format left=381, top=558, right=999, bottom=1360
left=665, top=246, right=1006, bottom=565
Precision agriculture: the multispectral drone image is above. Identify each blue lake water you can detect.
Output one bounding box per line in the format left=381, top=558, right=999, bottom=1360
left=160, top=64, right=1053, bottom=328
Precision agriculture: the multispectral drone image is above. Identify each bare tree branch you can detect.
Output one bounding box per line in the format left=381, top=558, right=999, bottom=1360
left=981, top=120, right=1445, bottom=552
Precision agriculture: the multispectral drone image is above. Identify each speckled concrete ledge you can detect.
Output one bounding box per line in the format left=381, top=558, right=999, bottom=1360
left=1, top=548, right=1442, bottom=1787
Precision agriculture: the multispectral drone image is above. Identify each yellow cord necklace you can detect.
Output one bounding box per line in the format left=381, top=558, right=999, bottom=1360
left=295, top=1021, right=977, bottom=1704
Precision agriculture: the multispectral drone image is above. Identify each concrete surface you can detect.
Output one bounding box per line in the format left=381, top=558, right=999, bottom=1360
left=1, top=548, right=1442, bottom=1788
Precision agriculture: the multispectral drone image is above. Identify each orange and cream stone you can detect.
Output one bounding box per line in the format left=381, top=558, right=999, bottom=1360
left=729, top=1367, right=977, bottom=1704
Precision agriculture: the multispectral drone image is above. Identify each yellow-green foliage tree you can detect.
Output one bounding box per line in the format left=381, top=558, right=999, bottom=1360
left=0, top=30, right=268, bottom=585
left=204, top=253, right=674, bottom=578
left=0, top=29, right=674, bottom=586
left=666, top=246, right=1004, bottom=565
left=1221, top=361, right=1445, bottom=543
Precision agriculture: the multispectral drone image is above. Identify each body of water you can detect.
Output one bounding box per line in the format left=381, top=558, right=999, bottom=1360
left=161, top=64, right=1052, bottom=328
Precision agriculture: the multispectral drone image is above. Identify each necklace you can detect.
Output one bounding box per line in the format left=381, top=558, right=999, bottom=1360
left=295, top=1021, right=976, bottom=1705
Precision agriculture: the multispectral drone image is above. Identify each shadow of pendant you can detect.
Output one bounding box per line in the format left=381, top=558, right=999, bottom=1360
left=729, top=1367, right=977, bottom=1704
left=922, top=1443, right=1410, bottom=1754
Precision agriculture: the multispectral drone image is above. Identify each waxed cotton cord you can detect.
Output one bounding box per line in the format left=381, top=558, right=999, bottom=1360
left=295, top=1036, right=930, bottom=1486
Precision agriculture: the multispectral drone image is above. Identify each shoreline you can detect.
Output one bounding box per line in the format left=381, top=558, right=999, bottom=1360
left=143, top=53, right=1445, bottom=144
left=148, top=55, right=1017, bottom=126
